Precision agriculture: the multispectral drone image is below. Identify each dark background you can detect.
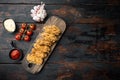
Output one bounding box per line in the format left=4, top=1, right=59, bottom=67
left=0, top=0, right=120, bottom=80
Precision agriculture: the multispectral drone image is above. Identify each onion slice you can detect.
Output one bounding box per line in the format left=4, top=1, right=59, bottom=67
left=3, top=18, right=16, bottom=33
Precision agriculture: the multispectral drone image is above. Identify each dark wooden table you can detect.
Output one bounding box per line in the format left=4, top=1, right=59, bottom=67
left=0, top=0, right=120, bottom=80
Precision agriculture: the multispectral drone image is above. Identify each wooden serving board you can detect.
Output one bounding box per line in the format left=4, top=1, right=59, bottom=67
left=22, top=16, right=66, bottom=74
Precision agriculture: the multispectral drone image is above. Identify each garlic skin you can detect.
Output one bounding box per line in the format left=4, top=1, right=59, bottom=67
left=33, top=16, right=40, bottom=22
left=30, top=2, right=47, bottom=22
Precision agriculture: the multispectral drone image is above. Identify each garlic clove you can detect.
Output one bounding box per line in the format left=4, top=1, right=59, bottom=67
left=36, top=11, right=43, bottom=17
left=30, top=2, right=47, bottom=22
left=36, top=5, right=41, bottom=9
left=40, top=13, right=45, bottom=19
left=33, top=16, right=40, bottom=22
left=31, top=9, right=35, bottom=14
left=42, top=10, right=46, bottom=13
left=36, top=9, right=41, bottom=14
left=34, top=6, right=38, bottom=11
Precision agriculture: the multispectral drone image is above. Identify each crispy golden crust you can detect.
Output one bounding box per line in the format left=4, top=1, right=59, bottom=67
left=36, top=39, right=52, bottom=46
left=35, top=51, right=47, bottom=58
left=26, top=53, right=43, bottom=65
left=43, top=25, right=61, bottom=36
left=26, top=25, right=61, bottom=65
left=34, top=45, right=50, bottom=53
left=41, top=32, right=58, bottom=43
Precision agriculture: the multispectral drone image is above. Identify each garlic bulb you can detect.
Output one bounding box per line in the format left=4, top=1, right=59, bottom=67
left=30, top=2, right=47, bottom=22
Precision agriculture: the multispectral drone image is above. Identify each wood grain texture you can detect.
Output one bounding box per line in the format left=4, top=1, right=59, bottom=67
left=0, top=0, right=120, bottom=80
left=22, top=16, right=66, bottom=74
left=0, top=0, right=120, bottom=5
left=0, top=62, right=120, bottom=80
left=0, top=5, right=119, bottom=24
left=0, top=23, right=43, bottom=63
left=0, top=24, right=120, bottom=63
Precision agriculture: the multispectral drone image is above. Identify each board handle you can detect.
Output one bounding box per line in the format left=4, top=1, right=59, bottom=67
left=22, top=16, right=66, bottom=74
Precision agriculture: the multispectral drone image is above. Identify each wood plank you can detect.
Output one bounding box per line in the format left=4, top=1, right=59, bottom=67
left=0, top=23, right=43, bottom=63
left=0, top=0, right=119, bottom=5
left=22, top=16, right=66, bottom=74
left=0, top=0, right=119, bottom=80
left=0, top=23, right=120, bottom=63
left=55, top=24, right=120, bottom=62
left=0, top=62, right=120, bottom=80
left=0, top=5, right=119, bottom=24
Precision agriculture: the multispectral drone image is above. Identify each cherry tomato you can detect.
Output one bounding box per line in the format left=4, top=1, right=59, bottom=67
left=21, top=23, right=27, bottom=29
left=19, top=28, right=25, bottom=34
left=10, top=49, right=21, bottom=60
left=26, top=30, right=33, bottom=36
left=29, top=24, right=36, bottom=30
left=24, top=35, right=31, bottom=41
left=15, top=33, right=22, bottom=40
